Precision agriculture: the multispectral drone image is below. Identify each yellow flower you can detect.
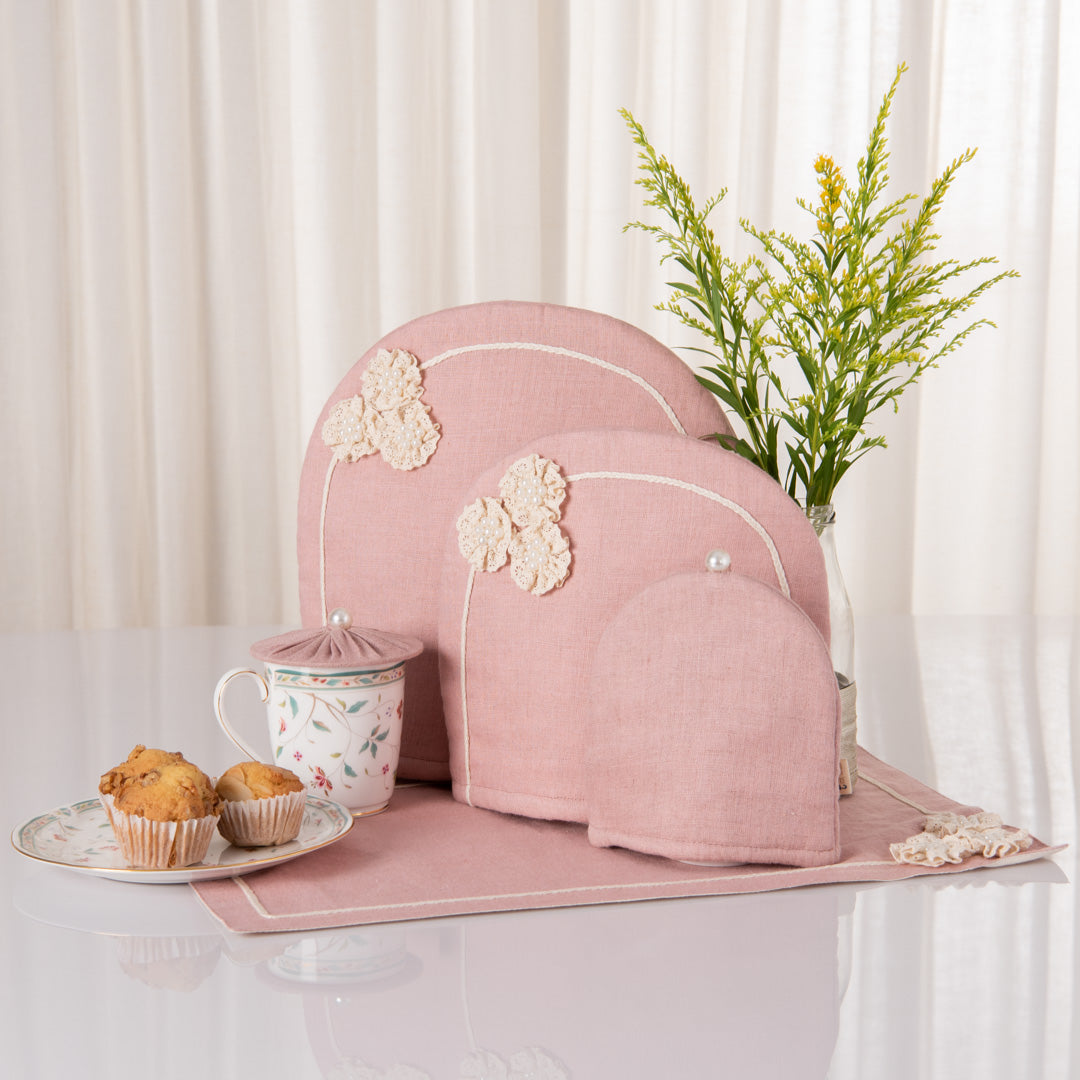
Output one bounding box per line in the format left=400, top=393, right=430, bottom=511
left=815, top=154, right=845, bottom=220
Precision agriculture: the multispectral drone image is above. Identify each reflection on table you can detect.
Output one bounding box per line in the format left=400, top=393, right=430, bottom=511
left=2, top=617, right=1076, bottom=1079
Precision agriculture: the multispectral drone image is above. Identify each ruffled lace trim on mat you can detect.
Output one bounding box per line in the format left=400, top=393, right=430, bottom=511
left=891, top=811, right=1033, bottom=867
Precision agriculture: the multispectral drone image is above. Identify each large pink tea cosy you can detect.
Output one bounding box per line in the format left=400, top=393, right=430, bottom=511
left=298, top=301, right=732, bottom=781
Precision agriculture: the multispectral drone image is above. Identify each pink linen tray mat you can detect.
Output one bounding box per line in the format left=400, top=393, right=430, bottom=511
left=192, top=748, right=1063, bottom=934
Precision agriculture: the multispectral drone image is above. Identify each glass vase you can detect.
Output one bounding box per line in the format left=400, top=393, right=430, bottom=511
left=806, top=504, right=858, bottom=794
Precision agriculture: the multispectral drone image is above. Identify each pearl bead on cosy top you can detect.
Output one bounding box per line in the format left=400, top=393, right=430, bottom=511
left=706, top=549, right=732, bottom=573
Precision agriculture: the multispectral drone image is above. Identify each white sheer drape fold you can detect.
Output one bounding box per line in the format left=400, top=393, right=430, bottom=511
left=1, top=0, right=1076, bottom=630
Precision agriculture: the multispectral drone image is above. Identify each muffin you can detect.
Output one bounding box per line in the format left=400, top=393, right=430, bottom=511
left=99, top=745, right=222, bottom=869
left=215, top=761, right=306, bottom=847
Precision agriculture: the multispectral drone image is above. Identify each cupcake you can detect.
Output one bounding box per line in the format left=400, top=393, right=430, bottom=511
left=215, top=761, right=306, bottom=847
left=99, top=745, right=222, bottom=869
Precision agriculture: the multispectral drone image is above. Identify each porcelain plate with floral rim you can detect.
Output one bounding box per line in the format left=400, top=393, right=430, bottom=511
left=10, top=794, right=353, bottom=884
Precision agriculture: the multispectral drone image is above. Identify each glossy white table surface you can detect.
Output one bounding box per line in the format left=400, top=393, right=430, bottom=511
left=2, top=617, right=1076, bottom=1080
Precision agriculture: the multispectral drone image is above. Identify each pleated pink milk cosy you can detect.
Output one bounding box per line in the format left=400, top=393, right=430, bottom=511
left=439, top=428, right=830, bottom=824
left=586, top=568, right=840, bottom=867
left=297, top=301, right=732, bottom=781
left=249, top=623, right=422, bottom=670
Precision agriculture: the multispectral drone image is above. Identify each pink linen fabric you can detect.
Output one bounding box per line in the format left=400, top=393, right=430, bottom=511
left=297, top=301, right=731, bottom=780
left=190, top=749, right=1063, bottom=934
left=586, top=569, right=840, bottom=867
left=250, top=624, right=422, bottom=669
left=439, top=428, right=829, bottom=823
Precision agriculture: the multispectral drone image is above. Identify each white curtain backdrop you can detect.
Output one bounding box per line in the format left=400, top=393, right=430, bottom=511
left=1, top=0, right=1077, bottom=631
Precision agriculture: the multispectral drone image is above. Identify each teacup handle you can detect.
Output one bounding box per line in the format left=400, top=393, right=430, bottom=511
left=214, top=667, right=268, bottom=761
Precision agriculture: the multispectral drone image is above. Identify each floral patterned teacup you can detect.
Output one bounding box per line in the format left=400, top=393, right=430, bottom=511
left=214, top=612, right=423, bottom=816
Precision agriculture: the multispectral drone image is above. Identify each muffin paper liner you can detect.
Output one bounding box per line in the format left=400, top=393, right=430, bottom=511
left=217, top=789, right=306, bottom=847
left=100, top=794, right=219, bottom=869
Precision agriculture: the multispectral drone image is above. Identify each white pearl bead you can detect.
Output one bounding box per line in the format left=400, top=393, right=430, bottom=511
left=328, top=608, right=353, bottom=629
left=706, top=549, right=732, bottom=573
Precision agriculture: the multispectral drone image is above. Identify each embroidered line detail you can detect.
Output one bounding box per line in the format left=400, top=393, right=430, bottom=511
left=227, top=864, right=855, bottom=919
left=420, top=342, right=688, bottom=435
left=318, top=459, right=337, bottom=622
left=460, top=566, right=477, bottom=806
left=566, top=471, right=791, bottom=597
left=221, top=846, right=1050, bottom=923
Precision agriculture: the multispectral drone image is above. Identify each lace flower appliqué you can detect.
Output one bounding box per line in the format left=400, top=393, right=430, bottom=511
left=457, top=497, right=513, bottom=573
left=499, top=453, right=567, bottom=526
left=509, top=521, right=571, bottom=596
left=457, top=455, right=571, bottom=595
left=322, top=348, right=439, bottom=471
left=362, top=348, right=424, bottom=411
left=378, top=400, right=440, bottom=471
left=460, top=1048, right=568, bottom=1080
left=890, top=811, right=1032, bottom=868
left=322, top=396, right=379, bottom=463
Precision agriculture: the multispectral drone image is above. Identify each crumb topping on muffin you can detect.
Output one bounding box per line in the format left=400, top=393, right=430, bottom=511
left=99, top=745, right=221, bottom=822
left=216, top=761, right=305, bottom=802
left=101, top=744, right=186, bottom=784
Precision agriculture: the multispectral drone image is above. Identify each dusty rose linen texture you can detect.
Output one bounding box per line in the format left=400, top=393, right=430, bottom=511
left=586, top=570, right=840, bottom=866
left=250, top=624, right=422, bottom=667
left=297, top=301, right=731, bottom=781
left=191, top=749, right=1063, bottom=934
left=439, top=428, right=829, bottom=823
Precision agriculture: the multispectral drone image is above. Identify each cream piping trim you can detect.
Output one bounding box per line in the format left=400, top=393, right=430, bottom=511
left=460, top=565, right=477, bottom=806
left=230, top=868, right=876, bottom=919
left=566, top=471, right=791, bottom=597
left=420, top=341, right=687, bottom=435
left=319, top=341, right=689, bottom=619
left=318, top=459, right=337, bottom=622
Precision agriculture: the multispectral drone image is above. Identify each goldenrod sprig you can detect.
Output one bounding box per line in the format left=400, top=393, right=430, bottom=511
left=623, top=63, right=1018, bottom=507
